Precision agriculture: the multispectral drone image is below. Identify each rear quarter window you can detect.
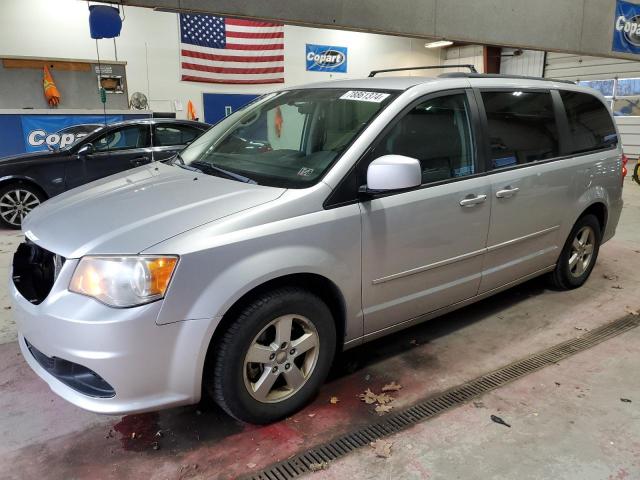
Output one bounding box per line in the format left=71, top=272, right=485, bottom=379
left=559, top=91, right=617, bottom=154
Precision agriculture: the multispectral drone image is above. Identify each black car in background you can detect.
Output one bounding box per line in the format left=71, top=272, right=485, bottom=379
left=0, top=119, right=209, bottom=228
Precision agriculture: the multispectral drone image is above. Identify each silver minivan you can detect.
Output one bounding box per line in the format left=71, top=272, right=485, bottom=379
left=11, top=72, right=624, bottom=423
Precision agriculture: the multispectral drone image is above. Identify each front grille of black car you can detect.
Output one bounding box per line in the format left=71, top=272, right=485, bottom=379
left=12, top=241, right=65, bottom=304
left=25, top=338, right=115, bottom=398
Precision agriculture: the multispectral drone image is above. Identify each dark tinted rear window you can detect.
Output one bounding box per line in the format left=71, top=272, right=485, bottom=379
left=482, top=91, right=560, bottom=169
left=559, top=91, right=617, bottom=154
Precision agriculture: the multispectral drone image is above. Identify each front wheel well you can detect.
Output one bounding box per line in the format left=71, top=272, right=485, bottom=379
left=203, top=273, right=346, bottom=375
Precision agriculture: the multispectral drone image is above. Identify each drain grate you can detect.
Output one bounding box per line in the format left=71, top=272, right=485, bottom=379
left=241, top=314, right=640, bottom=480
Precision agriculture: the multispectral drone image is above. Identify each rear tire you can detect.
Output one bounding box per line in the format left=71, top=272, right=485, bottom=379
left=0, top=183, right=46, bottom=229
left=547, top=214, right=601, bottom=290
left=207, top=287, right=336, bottom=424
left=633, top=161, right=640, bottom=185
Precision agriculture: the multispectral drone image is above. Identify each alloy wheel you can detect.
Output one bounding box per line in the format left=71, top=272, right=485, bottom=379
left=0, top=189, right=40, bottom=227
left=243, top=314, right=320, bottom=403
left=568, top=226, right=595, bottom=278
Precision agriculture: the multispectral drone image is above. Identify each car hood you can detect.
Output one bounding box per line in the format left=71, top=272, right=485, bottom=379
left=22, top=162, right=285, bottom=258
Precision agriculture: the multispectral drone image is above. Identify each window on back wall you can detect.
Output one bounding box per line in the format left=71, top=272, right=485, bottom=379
left=577, top=78, right=640, bottom=117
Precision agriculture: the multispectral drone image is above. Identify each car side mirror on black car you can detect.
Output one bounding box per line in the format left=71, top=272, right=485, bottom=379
left=77, top=143, right=94, bottom=158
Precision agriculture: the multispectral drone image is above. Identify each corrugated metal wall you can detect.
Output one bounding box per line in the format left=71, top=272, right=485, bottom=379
left=443, top=46, right=484, bottom=73
left=500, top=49, right=545, bottom=76
left=544, top=52, right=640, bottom=158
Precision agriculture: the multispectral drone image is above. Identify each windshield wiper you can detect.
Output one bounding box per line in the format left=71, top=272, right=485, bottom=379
left=191, top=160, right=257, bottom=184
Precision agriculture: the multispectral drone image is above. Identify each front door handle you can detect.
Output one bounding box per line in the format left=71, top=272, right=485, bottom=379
left=460, top=194, right=487, bottom=207
left=496, top=186, right=520, bottom=198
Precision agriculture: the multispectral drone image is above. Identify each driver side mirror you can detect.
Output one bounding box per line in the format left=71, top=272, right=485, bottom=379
left=77, top=143, right=94, bottom=158
left=361, top=155, right=422, bottom=194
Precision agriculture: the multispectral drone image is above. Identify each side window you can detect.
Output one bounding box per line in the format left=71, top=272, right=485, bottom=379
left=366, top=93, right=475, bottom=184
left=93, top=125, right=150, bottom=153
left=154, top=125, right=202, bottom=147
left=559, top=91, right=617, bottom=154
left=481, top=91, right=559, bottom=169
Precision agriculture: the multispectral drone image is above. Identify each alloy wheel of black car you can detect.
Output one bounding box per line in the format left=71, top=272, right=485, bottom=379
left=0, top=184, right=45, bottom=229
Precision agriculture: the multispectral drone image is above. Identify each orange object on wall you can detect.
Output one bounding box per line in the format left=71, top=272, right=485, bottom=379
left=43, top=65, right=61, bottom=107
left=187, top=100, right=197, bottom=120
left=274, top=106, right=283, bottom=138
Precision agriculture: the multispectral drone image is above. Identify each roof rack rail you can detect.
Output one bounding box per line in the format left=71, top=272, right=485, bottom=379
left=368, top=64, right=478, bottom=77
left=438, top=72, right=576, bottom=85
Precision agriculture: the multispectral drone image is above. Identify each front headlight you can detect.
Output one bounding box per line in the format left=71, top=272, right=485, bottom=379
left=69, top=256, right=178, bottom=307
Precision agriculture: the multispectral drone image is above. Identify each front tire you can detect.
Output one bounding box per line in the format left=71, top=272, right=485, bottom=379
left=0, top=183, right=45, bottom=229
left=547, top=214, right=601, bottom=290
left=208, top=287, right=336, bottom=424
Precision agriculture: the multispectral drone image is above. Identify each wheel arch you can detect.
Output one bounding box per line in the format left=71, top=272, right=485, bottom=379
left=0, top=175, right=49, bottom=200
left=202, top=272, right=347, bottom=381
left=579, top=201, right=607, bottom=234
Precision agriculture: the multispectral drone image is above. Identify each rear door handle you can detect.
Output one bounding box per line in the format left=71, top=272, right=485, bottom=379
left=496, top=187, right=520, bottom=198
left=459, top=194, right=487, bottom=207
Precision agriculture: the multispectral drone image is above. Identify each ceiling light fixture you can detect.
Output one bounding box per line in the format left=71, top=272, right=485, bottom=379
left=425, top=40, right=453, bottom=49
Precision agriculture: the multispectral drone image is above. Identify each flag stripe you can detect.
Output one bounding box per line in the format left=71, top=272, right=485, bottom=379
left=225, top=25, right=284, bottom=34
left=182, top=75, right=284, bottom=84
left=225, top=18, right=283, bottom=27
left=181, top=49, right=284, bottom=63
left=224, top=42, right=284, bottom=51
left=182, top=62, right=284, bottom=74
left=221, top=36, right=284, bottom=45
left=182, top=55, right=283, bottom=69
left=225, top=30, right=284, bottom=39
left=181, top=44, right=284, bottom=58
left=181, top=68, right=284, bottom=80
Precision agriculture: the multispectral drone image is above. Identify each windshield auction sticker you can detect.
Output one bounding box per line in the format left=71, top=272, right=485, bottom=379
left=340, top=91, right=390, bottom=103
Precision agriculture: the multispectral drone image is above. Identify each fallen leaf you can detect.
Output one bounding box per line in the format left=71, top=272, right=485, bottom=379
left=3, top=306, right=10, bottom=310
left=621, top=398, right=632, bottom=403
left=359, top=388, right=378, bottom=404
left=381, top=381, right=402, bottom=392
left=472, top=401, right=486, bottom=409
left=612, top=285, right=623, bottom=289
left=376, top=392, right=394, bottom=405
left=330, top=396, right=339, bottom=404
left=308, top=413, right=316, bottom=418
left=625, top=307, right=639, bottom=316
left=246, top=463, right=257, bottom=469
left=603, top=273, right=618, bottom=281
left=490, top=414, right=511, bottom=428
left=131, top=432, right=137, bottom=440
left=375, top=404, right=393, bottom=415
left=370, top=439, right=392, bottom=458
left=309, top=461, right=329, bottom=471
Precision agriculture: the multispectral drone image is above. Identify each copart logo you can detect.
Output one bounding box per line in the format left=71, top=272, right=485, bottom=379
left=616, top=15, right=640, bottom=46
left=27, top=130, right=86, bottom=149
left=306, top=49, right=346, bottom=69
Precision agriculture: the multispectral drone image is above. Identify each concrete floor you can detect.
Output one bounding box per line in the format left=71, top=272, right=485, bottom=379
left=1, top=179, right=640, bottom=480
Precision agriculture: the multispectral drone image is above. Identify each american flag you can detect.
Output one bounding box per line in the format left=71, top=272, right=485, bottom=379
left=179, top=14, right=284, bottom=85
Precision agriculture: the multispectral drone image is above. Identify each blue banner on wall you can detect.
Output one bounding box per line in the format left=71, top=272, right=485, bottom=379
left=21, top=115, right=123, bottom=152
left=0, top=113, right=150, bottom=159
left=306, top=44, right=347, bottom=73
left=613, top=0, right=640, bottom=54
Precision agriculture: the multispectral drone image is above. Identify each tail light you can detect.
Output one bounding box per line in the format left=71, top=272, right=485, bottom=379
left=622, top=154, right=628, bottom=185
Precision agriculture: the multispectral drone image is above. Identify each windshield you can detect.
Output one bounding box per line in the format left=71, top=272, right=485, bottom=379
left=178, top=88, right=397, bottom=188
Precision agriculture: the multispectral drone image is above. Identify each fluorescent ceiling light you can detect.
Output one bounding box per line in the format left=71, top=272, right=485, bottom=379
left=425, top=40, right=453, bottom=49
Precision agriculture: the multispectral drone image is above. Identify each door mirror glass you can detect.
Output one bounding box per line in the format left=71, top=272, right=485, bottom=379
left=365, top=155, right=422, bottom=192
left=77, top=143, right=94, bottom=157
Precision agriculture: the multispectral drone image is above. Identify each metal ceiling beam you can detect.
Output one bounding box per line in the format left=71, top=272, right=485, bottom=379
left=98, top=0, right=640, bottom=61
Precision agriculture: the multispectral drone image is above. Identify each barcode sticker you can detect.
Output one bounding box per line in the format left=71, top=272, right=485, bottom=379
left=340, top=91, right=390, bottom=103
